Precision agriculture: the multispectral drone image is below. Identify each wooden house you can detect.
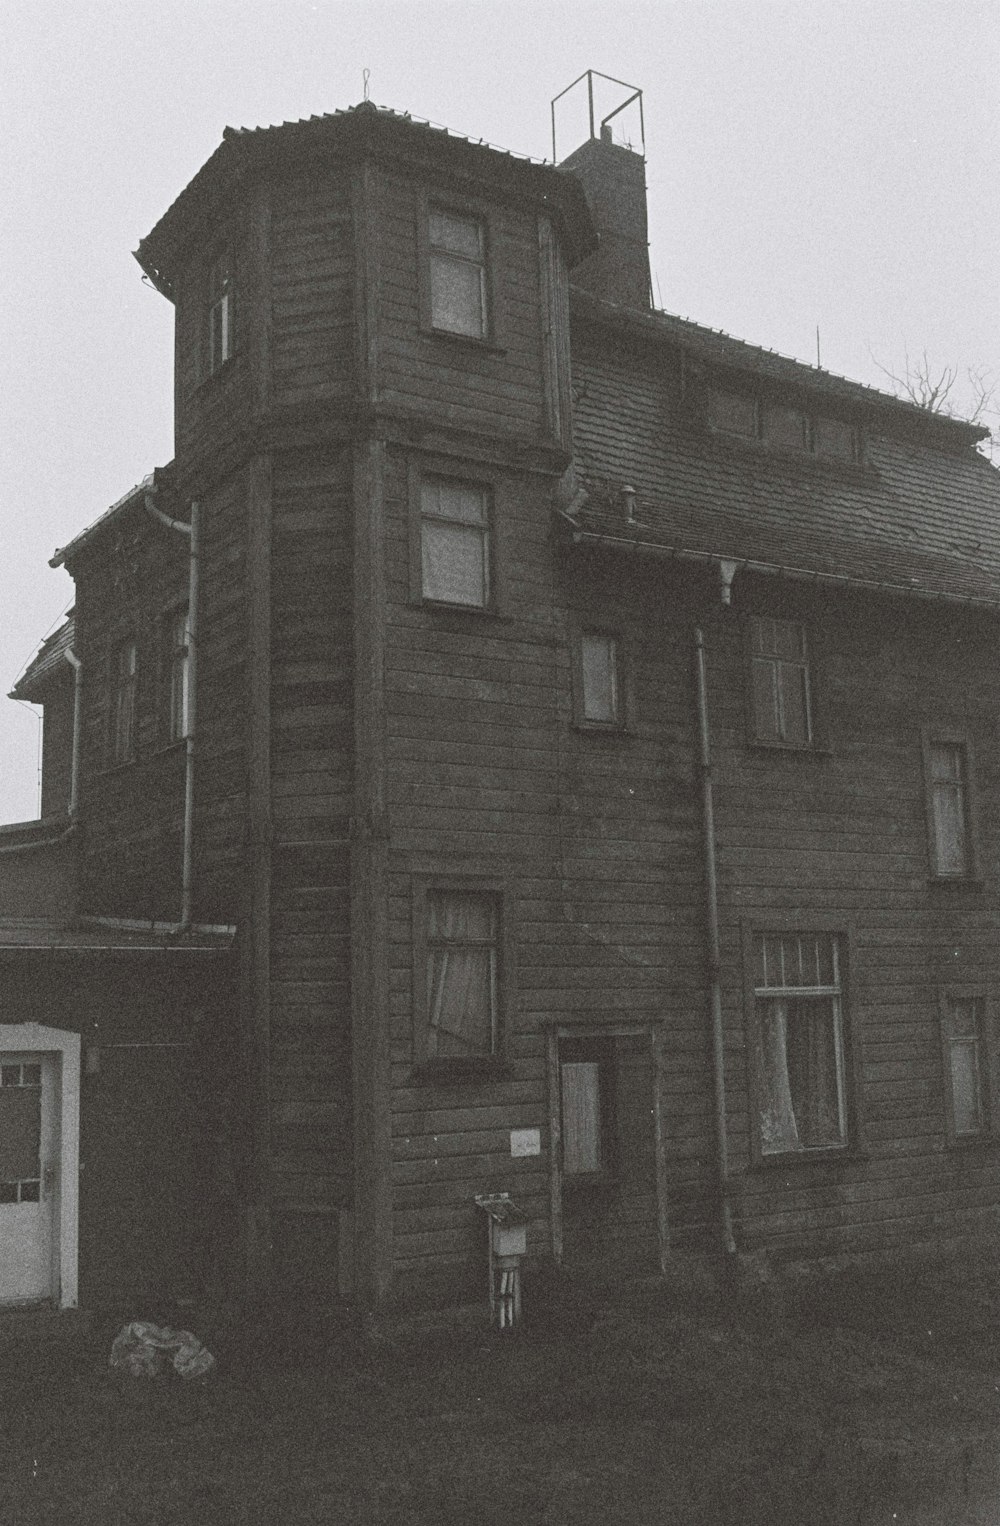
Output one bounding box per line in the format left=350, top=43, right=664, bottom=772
left=4, top=86, right=1000, bottom=1313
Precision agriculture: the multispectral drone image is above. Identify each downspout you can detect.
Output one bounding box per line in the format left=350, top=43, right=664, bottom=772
left=694, top=626, right=737, bottom=1256
left=145, top=488, right=199, bottom=932
left=64, top=649, right=82, bottom=820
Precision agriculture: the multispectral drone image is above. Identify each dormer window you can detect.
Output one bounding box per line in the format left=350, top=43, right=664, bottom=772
left=708, top=385, right=858, bottom=463
left=206, top=252, right=233, bottom=375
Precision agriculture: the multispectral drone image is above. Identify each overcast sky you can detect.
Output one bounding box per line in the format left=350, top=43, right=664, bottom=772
left=2, top=0, right=998, bottom=823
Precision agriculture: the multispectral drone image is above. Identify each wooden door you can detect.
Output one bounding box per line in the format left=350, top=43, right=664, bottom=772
left=556, top=1031, right=660, bottom=1278
left=0, top=1054, right=58, bottom=1304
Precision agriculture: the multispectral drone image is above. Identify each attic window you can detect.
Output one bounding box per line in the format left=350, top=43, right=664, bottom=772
left=765, top=405, right=807, bottom=452
left=707, top=389, right=756, bottom=438
left=707, top=386, right=858, bottom=463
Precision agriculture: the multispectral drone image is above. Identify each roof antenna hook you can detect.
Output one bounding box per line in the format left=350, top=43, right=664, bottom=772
left=363, top=68, right=370, bottom=103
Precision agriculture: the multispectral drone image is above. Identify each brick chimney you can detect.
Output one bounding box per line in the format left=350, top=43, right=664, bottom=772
left=560, top=124, right=651, bottom=310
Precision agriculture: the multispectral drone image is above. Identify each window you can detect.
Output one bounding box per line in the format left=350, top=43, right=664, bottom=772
left=753, top=932, right=848, bottom=1156
left=812, top=416, right=857, bottom=462
left=110, top=637, right=137, bottom=765
left=924, top=736, right=975, bottom=879
left=427, top=208, right=487, bottom=338
left=749, top=616, right=812, bottom=746
left=765, top=404, right=808, bottom=452
left=166, top=607, right=191, bottom=742
left=559, top=1036, right=615, bottom=1178
left=940, top=994, right=989, bottom=1143
left=423, top=889, right=500, bottom=1061
left=419, top=476, right=491, bottom=608
left=707, top=388, right=757, bottom=439
left=706, top=386, right=858, bottom=463
left=206, top=252, right=233, bottom=375
left=575, top=632, right=622, bottom=728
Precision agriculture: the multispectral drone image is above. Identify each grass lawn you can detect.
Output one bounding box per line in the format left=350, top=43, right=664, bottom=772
left=3, top=1255, right=1000, bottom=1524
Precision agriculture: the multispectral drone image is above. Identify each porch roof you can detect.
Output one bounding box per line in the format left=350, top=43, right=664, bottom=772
left=0, top=919, right=235, bottom=957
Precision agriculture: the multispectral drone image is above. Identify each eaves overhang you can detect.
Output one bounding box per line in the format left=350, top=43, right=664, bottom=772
left=135, top=101, right=598, bottom=300
left=563, top=520, right=1000, bottom=614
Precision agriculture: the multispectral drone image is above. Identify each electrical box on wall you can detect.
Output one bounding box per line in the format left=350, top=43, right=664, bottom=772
left=510, top=1128, right=541, bottom=1157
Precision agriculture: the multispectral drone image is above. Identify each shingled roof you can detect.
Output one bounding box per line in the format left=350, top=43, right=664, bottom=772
left=565, top=308, right=1000, bottom=609
left=10, top=616, right=75, bottom=703
left=135, top=101, right=596, bottom=298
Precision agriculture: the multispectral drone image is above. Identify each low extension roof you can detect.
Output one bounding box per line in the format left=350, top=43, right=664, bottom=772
left=0, top=918, right=235, bottom=957
left=10, top=616, right=75, bottom=703
left=567, top=303, right=1000, bottom=609
left=136, top=101, right=597, bottom=298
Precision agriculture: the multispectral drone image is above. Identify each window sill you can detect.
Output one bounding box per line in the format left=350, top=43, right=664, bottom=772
left=747, top=739, right=833, bottom=757
left=421, top=325, right=506, bottom=358
left=754, top=1145, right=863, bottom=1169
left=706, top=429, right=876, bottom=482
left=413, top=1057, right=509, bottom=1085
left=192, top=354, right=238, bottom=396
left=417, top=599, right=507, bottom=624
left=945, top=1132, right=998, bottom=1150
left=572, top=720, right=628, bottom=737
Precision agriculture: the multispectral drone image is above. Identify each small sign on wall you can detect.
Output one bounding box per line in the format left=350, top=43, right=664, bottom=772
left=510, top=1128, right=541, bottom=1158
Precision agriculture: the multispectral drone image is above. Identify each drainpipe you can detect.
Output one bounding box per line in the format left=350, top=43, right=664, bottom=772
left=64, top=648, right=82, bottom=820
left=694, top=626, right=737, bottom=1256
left=145, top=489, right=199, bottom=931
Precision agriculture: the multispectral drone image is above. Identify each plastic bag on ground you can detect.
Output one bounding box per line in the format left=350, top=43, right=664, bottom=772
left=109, top=1320, right=215, bottom=1379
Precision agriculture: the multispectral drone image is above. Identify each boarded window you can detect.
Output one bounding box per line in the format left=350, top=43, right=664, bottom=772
left=707, top=389, right=757, bottom=438
left=750, top=616, right=812, bottom=745
left=579, top=633, right=620, bottom=725
left=813, top=416, right=856, bottom=462
left=943, top=997, right=986, bottom=1139
left=166, top=607, right=191, bottom=742
left=207, top=253, right=232, bottom=375
left=928, top=741, right=970, bottom=877
left=420, top=477, right=490, bottom=607
left=755, top=932, right=847, bottom=1155
left=428, top=210, right=487, bottom=338
left=111, top=638, right=137, bottom=765
left=426, top=891, right=499, bottom=1058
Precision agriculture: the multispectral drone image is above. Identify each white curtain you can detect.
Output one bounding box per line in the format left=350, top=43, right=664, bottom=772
left=760, top=999, right=801, bottom=1153
left=427, top=894, right=494, bottom=1056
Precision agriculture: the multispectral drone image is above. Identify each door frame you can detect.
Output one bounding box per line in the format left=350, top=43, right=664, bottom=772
left=546, top=1020, right=669, bottom=1274
left=0, top=1023, right=80, bottom=1309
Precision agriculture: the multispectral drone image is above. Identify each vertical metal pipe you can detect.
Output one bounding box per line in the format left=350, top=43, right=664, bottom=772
left=694, top=626, right=736, bottom=1255
left=180, top=501, right=200, bottom=930
left=64, top=649, right=82, bottom=819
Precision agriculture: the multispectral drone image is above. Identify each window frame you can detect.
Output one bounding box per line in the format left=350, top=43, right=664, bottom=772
left=204, top=247, right=234, bottom=379
left=705, top=381, right=860, bottom=465
left=163, top=603, right=192, bottom=745
left=745, top=613, right=821, bottom=751
left=922, top=728, right=981, bottom=883
left=411, top=873, right=514, bottom=1079
left=408, top=458, right=504, bottom=615
left=417, top=193, right=499, bottom=347
left=938, top=987, right=994, bottom=1148
left=571, top=624, right=629, bottom=732
left=108, top=635, right=138, bottom=767
left=743, top=919, right=863, bottom=1168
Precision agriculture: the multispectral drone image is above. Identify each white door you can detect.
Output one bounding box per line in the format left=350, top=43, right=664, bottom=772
left=0, top=1053, right=58, bottom=1303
